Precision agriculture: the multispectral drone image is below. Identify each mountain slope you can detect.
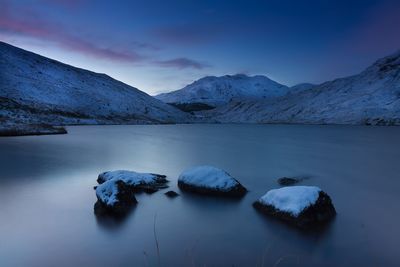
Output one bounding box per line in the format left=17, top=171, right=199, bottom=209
left=0, top=41, right=188, bottom=128
left=289, top=83, right=316, bottom=93
left=155, top=74, right=289, bottom=106
left=203, top=50, right=400, bottom=125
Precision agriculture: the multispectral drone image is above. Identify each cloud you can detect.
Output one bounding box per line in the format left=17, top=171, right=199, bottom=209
left=0, top=1, right=144, bottom=62
left=155, top=58, right=211, bottom=69
left=0, top=1, right=212, bottom=69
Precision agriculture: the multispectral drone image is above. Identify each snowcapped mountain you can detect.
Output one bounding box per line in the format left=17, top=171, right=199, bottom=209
left=155, top=74, right=289, bottom=106
left=0, top=42, right=188, bottom=127
left=1, top=41, right=399, bottom=132
left=203, top=50, right=400, bottom=125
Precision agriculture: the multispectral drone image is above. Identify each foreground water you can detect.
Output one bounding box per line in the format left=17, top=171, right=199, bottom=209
left=0, top=124, right=399, bottom=267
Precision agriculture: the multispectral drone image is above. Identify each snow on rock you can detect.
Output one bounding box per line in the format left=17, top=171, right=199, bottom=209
left=94, top=170, right=168, bottom=216
left=253, top=186, right=336, bottom=228
left=177, top=165, right=247, bottom=197
left=97, top=170, right=167, bottom=187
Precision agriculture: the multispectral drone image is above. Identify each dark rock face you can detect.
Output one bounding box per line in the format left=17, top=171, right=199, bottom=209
left=165, top=190, right=179, bottom=198
left=277, top=177, right=301, bottom=186
left=253, top=191, right=336, bottom=228
left=0, top=124, right=67, bottom=136
left=177, top=181, right=247, bottom=197
left=169, top=102, right=216, bottom=113
left=94, top=181, right=138, bottom=217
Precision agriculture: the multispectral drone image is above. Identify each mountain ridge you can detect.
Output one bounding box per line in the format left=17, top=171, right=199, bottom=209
left=201, top=49, right=400, bottom=125
left=0, top=41, right=189, bottom=132
left=155, top=73, right=289, bottom=106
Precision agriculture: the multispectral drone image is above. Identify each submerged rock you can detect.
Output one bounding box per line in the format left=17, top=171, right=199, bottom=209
left=177, top=166, right=247, bottom=197
left=94, top=170, right=168, bottom=216
left=277, top=177, right=302, bottom=186
left=165, top=190, right=179, bottom=198
left=253, top=186, right=336, bottom=228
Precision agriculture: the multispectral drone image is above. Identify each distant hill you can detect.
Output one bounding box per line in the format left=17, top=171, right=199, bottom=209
left=203, top=50, right=400, bottom=125
left=155, top=74, right=289, bottom=107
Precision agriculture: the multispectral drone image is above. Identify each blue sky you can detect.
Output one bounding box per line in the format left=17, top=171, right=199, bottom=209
left=1, top=0, right=400, bottom=94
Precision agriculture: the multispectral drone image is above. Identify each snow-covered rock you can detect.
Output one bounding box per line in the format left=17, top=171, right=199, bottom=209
left=201, top=50, right=400, bottom=125
left=94, top=179, right=138, bottom=216
left=177, top=166, right=247, bottom=197
left=155, top=74, right=289, bottom=107
left=0, top=41, right=189, bottom=130
left=253, top=186, right=336, bottom=228
left=97, top=171, right=167, bottom=186
left=94, top=170, right=168, bottom=216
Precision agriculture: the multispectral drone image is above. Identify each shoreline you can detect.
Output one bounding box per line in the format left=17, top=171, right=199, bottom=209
left=1, top=121, right=398, bottom=137
left=0, top=124, right=67, bottom=137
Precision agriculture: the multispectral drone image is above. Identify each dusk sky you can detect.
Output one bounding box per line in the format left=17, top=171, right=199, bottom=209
left=1, top=0, right=400, bottom=95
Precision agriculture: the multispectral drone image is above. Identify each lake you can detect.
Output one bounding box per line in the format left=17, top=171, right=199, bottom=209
left=0, top=124, right=399, bottom=267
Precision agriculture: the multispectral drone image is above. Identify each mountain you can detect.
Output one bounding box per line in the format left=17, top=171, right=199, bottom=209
left=0, top=41, right=188, bottom=132
left=155, top=74, right=289, bottom=107
left=289, top=83, right=316, bottom=93
left=202, top=50, right=400, bottom=125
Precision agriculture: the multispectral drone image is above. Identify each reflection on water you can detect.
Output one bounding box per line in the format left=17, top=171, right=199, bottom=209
left=0, top=124, right=400, bottom=266
left=94, top=208, right=135, bottom=231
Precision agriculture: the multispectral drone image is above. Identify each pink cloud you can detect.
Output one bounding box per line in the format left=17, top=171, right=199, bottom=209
left=155, top=57, right=211, bottom=69
left=0, top=1, right=143, bottom=62
left=0, top=1, right=211, bottom=70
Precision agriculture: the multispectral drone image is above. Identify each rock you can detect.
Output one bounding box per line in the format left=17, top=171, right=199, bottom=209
left=94, top=170, right=168, bottom=216
left=165, top=190, right=179, bottom=198
left=97, top=170, right=168, bottom=193
left=177, top=165, right=247, bottom=197
left=94, top=180, right=138, bottom=217
left=277, top=177, right=302, bottom=186
left=253, top=186, right=336, bottom=228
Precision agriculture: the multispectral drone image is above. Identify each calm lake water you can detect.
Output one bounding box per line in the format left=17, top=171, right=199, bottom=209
left=0, top=124, right=399, bottom=267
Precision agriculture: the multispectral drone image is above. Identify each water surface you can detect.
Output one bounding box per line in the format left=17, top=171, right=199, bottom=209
left=0, top=124, right=399, bottom=266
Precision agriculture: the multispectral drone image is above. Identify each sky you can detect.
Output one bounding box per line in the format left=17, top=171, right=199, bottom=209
left=1, top=0, right=400, bottom=95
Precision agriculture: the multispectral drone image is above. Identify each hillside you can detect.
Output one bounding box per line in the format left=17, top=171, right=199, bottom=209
left=0, top=41, right=188, bottom=133
left=201, top=50, right=400, bottom=125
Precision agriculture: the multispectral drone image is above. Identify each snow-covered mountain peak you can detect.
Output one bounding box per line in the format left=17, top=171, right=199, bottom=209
left=155, top=74, right=289, bottom=106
